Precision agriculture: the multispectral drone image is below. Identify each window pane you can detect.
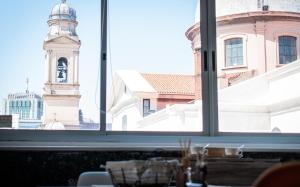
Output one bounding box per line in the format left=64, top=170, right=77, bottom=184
left=216, top=0, right=300, bottom=133
left=225, top=38, right=243, bottom=67
left=0, top=0, right=100, bottom=130
left=279, top=36, right=297, bottom=64
left=107, top=0, right=203, bottom=132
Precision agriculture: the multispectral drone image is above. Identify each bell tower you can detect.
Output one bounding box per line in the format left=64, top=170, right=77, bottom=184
left=42, top=0, right=81, bottom=126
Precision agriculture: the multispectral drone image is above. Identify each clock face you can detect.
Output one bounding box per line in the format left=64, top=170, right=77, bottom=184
left=57, top=57, right=68, bottom=83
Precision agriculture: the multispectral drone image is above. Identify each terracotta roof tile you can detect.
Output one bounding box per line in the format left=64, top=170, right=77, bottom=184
left=141, top=73, right=195, bottom=95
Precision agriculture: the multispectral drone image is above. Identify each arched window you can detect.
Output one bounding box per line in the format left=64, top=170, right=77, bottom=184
left=279, top=36, right=297, bottom=64
left=225, top=38, right=243, bottom=67
left=57, top=57, right=68, bottom=83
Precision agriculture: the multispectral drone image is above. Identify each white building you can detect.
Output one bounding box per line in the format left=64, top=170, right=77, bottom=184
left=109, top=0, right=300, bottom=133
left=137, top=60, right=300, bottom=133
left=108, top=70, right=195, bottom=131
left=42, top=0, right=81, bottom=128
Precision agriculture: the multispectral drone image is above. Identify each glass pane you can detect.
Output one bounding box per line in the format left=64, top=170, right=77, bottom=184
left=216, top=0, right=300, bottom=133
left=107, top=0, right=203, bottom=132
left=0, top=0, right=100, bottom=130
left=225, top=38, right=243, bottom=67
left=279, top=36, right=297, bottom=64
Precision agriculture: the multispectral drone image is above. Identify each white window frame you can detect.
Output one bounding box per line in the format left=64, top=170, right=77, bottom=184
left=219, top=34, right=248, bottom=70
left=0, top=0, right=300, bottom=151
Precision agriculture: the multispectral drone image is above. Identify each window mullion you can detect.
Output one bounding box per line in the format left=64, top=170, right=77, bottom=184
left=100, top=0, right=108, bottom=131
left=200, top=0, right=210, bottom=135
left=207, top=0, right=219, bottom=136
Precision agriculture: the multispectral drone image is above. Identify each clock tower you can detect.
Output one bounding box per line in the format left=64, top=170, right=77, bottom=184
left=42, top=0, right=81, bottom=127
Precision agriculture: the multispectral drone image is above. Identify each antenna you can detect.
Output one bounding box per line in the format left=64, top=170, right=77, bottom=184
left=26, top=78, right=29, bottom=94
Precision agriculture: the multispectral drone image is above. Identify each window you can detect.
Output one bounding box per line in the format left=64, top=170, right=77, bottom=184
left=57, top=57, right=68, bottom=83
left=0, top=0, right=299, bottom=148
left=216, top=0, right=300, bottom=133
left=0, top=0, right=100, bottom=131
left=143, top=99, right=150, bottom=117
left=279, top=36, right=297, bottom=64
left=225, top=38, right=243, bottom=67
left=107, top=0, right=203, bottom=132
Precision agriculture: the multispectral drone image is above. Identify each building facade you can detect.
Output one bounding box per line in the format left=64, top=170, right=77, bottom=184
left=186, top=0, right=300, bottom=97
left=108, top=70, right=196, bottom=131
left=42, top=0, right=81, bottom=126
left=3, top=92, right=43, bottom=120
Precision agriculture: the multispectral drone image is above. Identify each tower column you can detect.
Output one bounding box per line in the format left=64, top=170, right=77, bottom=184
left=74, top=51, right=79, bottom=84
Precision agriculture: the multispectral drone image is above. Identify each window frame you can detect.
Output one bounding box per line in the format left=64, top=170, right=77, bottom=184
left=274, top=32, right=300, bottom=67
left=142, top=99, right=151, bottom=117
left=224, top=38, right=244, bottom=67
left=218, top=34, right=248, bottom=70
left=0, top=0, right=300, bottom=150
left=278, top=35, right=297, bottom=65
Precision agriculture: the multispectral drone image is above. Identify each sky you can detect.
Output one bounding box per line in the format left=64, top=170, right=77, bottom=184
left=0, top=0, right=197, bottom=122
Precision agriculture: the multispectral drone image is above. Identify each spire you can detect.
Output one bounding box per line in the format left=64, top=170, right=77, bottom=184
left=26, top=78, right=29, bottom=94
left=62, top=0, right=66, bottom=3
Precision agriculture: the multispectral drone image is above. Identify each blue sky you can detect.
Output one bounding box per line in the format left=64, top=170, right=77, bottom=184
left=0, top=0, right=197, bottom=122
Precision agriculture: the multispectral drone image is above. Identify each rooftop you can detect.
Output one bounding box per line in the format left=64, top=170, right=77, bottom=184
left=141, top=73, right=195, bottom=95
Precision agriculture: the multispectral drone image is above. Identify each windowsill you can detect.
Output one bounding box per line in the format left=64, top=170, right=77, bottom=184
left=276, top=63, right=286, bottom=68
left=221, top=65, right=248, bottom=70
left=1, top=141, right=300, bottom=152
left=0, top=130, right=299, bottom=152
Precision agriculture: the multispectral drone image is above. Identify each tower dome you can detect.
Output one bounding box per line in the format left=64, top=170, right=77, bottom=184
left=47, top=0, right=78, bottom=37
left=49, top=0, right=76, bottom=21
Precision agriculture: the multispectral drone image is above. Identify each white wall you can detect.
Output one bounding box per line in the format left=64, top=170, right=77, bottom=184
left=135, top=61, right=300, bottom=133
left=112, top=102, right=142, bottom=131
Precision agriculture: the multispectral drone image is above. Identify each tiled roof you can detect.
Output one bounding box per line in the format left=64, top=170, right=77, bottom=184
left=141, top=73, right=195, bottom=95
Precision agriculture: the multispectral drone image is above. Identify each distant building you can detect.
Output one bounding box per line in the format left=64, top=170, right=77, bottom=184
left=108, top=70, right=195, bottom=131
left=3, top=92, right=43, bottom=120
left=42, top=0, right=81, bottom=127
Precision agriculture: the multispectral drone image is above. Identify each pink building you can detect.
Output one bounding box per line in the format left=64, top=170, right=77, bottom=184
left=186, top=0, right=300, bottom=98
